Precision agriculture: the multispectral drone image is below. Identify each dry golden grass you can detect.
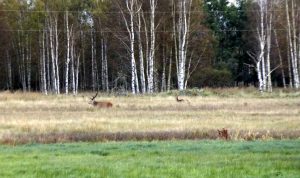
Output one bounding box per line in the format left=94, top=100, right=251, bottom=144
left=0, top=89, right=300, bottom=143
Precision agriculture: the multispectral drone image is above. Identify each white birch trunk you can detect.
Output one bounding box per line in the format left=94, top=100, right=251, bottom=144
left=148, top=0, right=157, bottom=93
left=71, top=36, right=76, bottom=95
left=291, top=0, right=300, bottom=89
left=54, top=17, right=60, bottom=94
left=266, top=4, right=273, bottom=92
left=286, top=0, right=300, bottom=89
left=49, top=17, right=58, bottom=93
left=42, top=30, right=47, bottom=94
left=101, top=38, right=109, bottom=92
left=137, top=10, right=146, bottom=93
left=167, top=49, right=172, bottom=91
left=176, top=0, right=192, bottom=91
left=75, top=54, right=80, bottom=94
left=65, top=11, right=70, bottom=94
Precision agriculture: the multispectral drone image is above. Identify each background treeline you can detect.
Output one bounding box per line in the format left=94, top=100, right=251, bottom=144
left=0, top=0, right=299, bottom=94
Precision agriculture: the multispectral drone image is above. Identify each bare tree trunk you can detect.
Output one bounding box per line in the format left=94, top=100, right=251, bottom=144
left=49, top=16, right=58, bottom=93
left=266, top=3, right=273, bottom=92
left=291, top=0, right=299, bottom=89
left=121, top=0, right=140, bottom=94
left=6, top=50, right=12, bottom=90
left=45, top=25, right=51, bottom=92
left=71, top=36, right=76, bottom=95
left=26, top=36, right=32, bottom=92
left=75, top=53, right=80, bottom=94
left=65, top=10, right=71, bottom=94
left=91, top=28, right=96, bottom=91
left=167, top=49, right=172, bottom=91
left=137, top=10, right=146, bottom=93
left=161, top=45, right=166, bottom=91
left=54, top=17, right=60, bottom=94
left=286, top=0, right=300, bottom=89
left=176, top=0, right=192, bottom=91
left=101, top=37, right=109, bottom=92
left=147, top=0, right=157, bottom=93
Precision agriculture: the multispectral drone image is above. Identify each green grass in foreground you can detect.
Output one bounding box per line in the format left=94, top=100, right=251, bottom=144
left=0, top=140, right=299, bottom=178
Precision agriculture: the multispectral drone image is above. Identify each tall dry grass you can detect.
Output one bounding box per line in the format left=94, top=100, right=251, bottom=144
left=0, top=89, right=300, bottom=144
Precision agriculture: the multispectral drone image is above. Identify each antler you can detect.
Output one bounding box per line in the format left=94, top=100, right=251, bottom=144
left=90, top=91, right=99, bottom=101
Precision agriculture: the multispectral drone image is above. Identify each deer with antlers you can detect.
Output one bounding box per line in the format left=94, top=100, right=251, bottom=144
left=89, top=92, right=113, bottom=108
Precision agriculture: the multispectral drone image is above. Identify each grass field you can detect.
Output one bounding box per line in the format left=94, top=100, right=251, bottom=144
left=0, top=140, right=299, bottom=178
left=0, top=88, right=300, bottom=177
left=0, top=88, right=300, bottom=143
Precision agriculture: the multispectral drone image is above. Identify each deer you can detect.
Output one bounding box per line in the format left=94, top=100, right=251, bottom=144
left=176, top=96, right=184, bottom=102
left=217, top=128, right=229, bottom=140
left=176, top=95, right=191, bottom=105
left=89, top=92, right=113, bottom=108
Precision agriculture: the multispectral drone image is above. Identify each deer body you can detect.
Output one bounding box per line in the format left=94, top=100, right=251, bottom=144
left=89, top=92, right=113, bottom=108
left=91, top=101, right=113, bottom=108
left=176, top=96, right=184, bottom=102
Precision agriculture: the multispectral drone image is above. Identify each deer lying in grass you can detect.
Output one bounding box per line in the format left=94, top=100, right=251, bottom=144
left=176, top=96, right=184, bottom=102
left=176, top=96, right=191, bottom=105
left=89, top=92, right=113, bottom=108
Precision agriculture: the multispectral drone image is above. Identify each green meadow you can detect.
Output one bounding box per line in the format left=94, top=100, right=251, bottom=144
left=0, top=140, right=299, bottom=178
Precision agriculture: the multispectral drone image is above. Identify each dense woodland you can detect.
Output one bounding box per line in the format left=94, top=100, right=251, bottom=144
left=0, top=0, right=299, bottom=94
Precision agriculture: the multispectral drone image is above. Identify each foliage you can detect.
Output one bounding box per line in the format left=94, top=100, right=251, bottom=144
left=191, top=67, right=234, bottom=87
left=203, top=0, right=249, bottom=82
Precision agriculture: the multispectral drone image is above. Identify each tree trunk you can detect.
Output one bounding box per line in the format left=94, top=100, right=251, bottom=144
left=65, top=11, right=70, bottom=94
left=137, top=10, right=146, bottom=93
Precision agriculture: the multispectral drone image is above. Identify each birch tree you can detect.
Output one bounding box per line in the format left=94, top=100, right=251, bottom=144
left=120, top=0, right=140, bottom=94
left=248, top=0, right=273, bottom=92
left=65, top=10, right=71, bottom=94
left=147, top=0, right=157, bottom=93
left=285, top=0, right=300, bottom=89
left=175, top=0, right=192, bottom=91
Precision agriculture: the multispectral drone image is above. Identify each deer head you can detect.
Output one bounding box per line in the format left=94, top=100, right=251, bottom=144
left=89, top=92, right=113, bottom=108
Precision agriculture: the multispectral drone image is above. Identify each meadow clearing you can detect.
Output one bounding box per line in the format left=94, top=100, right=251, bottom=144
left=0, top=88, right=299, bottom=177
left=0, top=88, right=300, bottom=144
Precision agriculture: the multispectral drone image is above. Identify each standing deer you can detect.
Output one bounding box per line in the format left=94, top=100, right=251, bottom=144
left=89, top=92, right=113, bottom=108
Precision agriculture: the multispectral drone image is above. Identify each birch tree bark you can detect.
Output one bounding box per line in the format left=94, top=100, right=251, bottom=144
left=286, top=0, right=300, bottom=89
left=101, top=37, right=109, bottom=92
left=48, top=15, right=58, bottom=93
left=137, top=9, right=146, bottom=93
left=147, top=0, right=157, bottom=93
left=176, top=0, right=192, bottom=91
left=65, top=10, right=71, bottom=94
left=91, top=28, right=97, bottom=91
left=120, top=0, right=140, bottom=94
left=42, top=30, right=47, bottom=94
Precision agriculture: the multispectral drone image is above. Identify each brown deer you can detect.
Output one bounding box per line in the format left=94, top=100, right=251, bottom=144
left=217, top=128, right=229, bottom=140
left=89, top=92, right=113, bottom=108
left=176, top=96, right=184, bottom=102
left=176, top=96, right=191, bottom=105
